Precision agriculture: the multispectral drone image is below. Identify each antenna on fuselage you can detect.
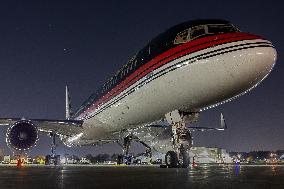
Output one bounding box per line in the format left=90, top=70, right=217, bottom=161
left=65, top=85, right=72, bottom=120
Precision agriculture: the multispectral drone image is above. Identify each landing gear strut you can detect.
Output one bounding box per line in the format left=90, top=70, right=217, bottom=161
left=45, top=132, right=60, bottom=165
left=165, top=110, right=194, bottom=168
left=139, top=141, right=152, bottom=159
left=51, top=132, right=56, bottom=157
left=117, top=135, right=132, bottom=165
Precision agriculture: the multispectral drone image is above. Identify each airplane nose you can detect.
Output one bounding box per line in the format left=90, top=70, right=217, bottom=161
left=202, top=38, right=277, bottom=108
left=224, top=39, right=277, bottom=100
left=246, top=40, right=276, bottom=85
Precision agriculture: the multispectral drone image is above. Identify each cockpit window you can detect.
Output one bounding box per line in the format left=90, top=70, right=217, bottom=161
left=174, top=29, right=189, bottom=44
left=174, top=24, right=240, bottom=45
left=174, top=25, right=208, bottom=44
left=207, top=24, right=239, bottom=34
left=190, top=25, right=206, bottom=40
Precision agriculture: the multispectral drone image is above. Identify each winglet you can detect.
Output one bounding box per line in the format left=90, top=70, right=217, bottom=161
left=219, top=113, right=227, bottom=130
left=65, top=85, right=72, bottom=120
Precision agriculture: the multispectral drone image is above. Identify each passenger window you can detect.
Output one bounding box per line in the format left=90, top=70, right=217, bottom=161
left=190, top=25, right=206, bottom=40
left=174, top=29, right=189, bottom=44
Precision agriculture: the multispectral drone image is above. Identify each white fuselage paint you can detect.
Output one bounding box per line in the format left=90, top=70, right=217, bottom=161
left=70, top=38, right=276, bottom=145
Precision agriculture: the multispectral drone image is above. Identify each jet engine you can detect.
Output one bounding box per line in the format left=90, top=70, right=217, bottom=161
left=6, top=120, right=38, bottom=151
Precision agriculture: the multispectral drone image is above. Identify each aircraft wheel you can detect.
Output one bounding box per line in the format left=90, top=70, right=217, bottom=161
left=179, top=146, right=190, bottom=168
left=165, top=151, right=178, bottom=168
left=45, top=155, right=51, bottom=165
left=117, top=155, right=123, bottom=165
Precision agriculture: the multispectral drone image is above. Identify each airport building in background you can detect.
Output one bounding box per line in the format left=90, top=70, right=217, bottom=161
left=0, top=148, right=4, bottom=162
left=190, top=147, right=232, bottom=164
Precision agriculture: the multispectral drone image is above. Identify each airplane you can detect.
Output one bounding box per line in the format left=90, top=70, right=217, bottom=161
left=0, top=19, right=277, bottom=168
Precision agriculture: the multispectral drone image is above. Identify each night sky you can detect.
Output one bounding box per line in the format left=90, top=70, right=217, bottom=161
left=0, top=1, right=283, bottom=156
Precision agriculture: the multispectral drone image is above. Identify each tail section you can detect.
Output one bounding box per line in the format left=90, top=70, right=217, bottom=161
left=65, top=85, right=72, bottom=120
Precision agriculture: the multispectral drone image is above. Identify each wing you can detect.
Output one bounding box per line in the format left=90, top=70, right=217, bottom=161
left=187, top=126, right=223, bottom=131
left=188, top=113, right=227, bottom=131
left=145, top=113, right=227, bottom=132
left=0, top=118, right=83, bottom=136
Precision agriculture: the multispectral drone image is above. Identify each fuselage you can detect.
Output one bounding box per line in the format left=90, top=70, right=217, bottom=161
left=70, top=20, right=276, bottom=143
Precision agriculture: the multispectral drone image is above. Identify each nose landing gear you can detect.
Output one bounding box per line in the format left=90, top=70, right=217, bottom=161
left=164, top=110, right=194, bottom=168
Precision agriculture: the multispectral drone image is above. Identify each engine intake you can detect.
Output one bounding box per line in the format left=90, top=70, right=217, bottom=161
left=6, top=120, right=38, bottom=151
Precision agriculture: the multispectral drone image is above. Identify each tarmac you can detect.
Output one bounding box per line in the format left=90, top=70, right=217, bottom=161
left=0, top=164, right=283, bottom=189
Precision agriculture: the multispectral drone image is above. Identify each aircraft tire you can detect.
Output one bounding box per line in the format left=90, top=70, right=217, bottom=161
left=117, top=155, right=123, bottom=165
left=180, top=148, right=190, bottom=168
left=165, top=151, right=178, bottom=168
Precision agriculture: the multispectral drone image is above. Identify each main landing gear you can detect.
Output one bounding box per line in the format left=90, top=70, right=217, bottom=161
left=45, top=132, right=60, bottom=165
left=164, top=110, right=194, bottom=168
left=117, top=135, right=152, bottom=165
left=117, top=135, right=132, bottom=165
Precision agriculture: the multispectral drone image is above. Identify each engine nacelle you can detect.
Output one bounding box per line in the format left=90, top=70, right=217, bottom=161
left=6, top=120, right=38, bottom=151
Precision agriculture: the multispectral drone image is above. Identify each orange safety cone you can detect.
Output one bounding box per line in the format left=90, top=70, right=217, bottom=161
left=192, top=156, right=198, bottom=168
left=17, top=158, right=24, bottom=168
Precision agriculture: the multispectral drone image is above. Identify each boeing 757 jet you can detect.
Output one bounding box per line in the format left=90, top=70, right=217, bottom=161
left=0, top=19, right=277, bottom=168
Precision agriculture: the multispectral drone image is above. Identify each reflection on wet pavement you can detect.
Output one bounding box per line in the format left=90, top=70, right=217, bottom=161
left=0, top=164, right=283, bottom=189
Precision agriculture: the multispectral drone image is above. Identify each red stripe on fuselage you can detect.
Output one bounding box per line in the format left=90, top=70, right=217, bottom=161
left=79, top=32, right=262, bottom=118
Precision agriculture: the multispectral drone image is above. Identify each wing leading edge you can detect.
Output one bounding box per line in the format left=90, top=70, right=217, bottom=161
left=0, top=118, right=83, bottom=136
